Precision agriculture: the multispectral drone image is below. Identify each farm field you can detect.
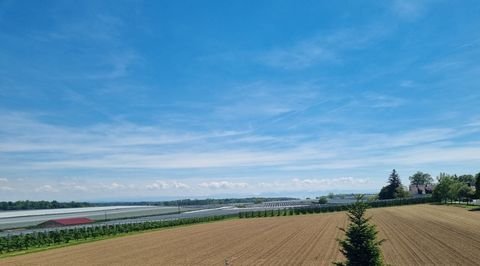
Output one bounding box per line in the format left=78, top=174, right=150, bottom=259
left=0, top=206, right=184, bottom=230
left=2, top=204, right=480, bottom=266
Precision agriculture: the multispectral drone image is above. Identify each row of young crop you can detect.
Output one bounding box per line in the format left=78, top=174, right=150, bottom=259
left=238, top=196, right=436, bottom=218
left=0, top=215, right=234, bottom=254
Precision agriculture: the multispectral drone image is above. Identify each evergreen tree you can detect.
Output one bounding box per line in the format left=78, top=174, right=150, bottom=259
left=335, top=195, right=384, bottom=266
left=388, top=169, right=401, bottom=188
left=379, top=169, right=408, bottom=199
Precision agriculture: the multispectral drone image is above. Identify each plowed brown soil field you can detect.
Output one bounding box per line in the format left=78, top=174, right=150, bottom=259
left=2, top=204, right=480, bottom=266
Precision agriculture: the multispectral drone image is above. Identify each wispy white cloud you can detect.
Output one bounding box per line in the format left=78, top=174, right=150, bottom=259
left=84, top=51, right=140, bottom=80
left=391, top=0, right=428, bottom=20
left=467, top=119, right=480, bottom=127
left=146, top=180, right=190, bottom=190
left=71, top=185, right=88, bottom=192
left=146, top=181, right=169, bottom=190
left=260, top=41, right=334, bottom=69
left=292, top=177, right=369, bottom=187
left=1, top=10, right=141, bottom=87
left=0, top=186, right=13, bottom=191
left=21, top=148, right=333, bottom=170
left=214, top=81, right=318, bottom=119
left=1, top=1, right=480, bottom=202
left=423, top=60, right=466, bottom=73
left=35, top=185, right=59, bottom=193
left=42, top=13, right=124, bottom=43
left=199, top=181, right=249, bottom=189
left=1, top=111, right=479, bottom=175
left=258, top=26, right=388, bottom=69
left=197, top=177, right=370, bottom=193
left=172, top=181, right=190, bottom=189
left=362, top=93, right=406, bottom=108
left=0, top=112, right=247, bottom=154
left=0, top=175, right=13, bottom=191
left=105, top=182, right=127, bottom=190
left=1, top=177, right=371, bottom=199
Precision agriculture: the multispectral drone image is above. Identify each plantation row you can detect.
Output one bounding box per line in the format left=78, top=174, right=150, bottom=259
left=0, top=215, right=235, bottom=254
left=238, top=196, right=435, bottom=218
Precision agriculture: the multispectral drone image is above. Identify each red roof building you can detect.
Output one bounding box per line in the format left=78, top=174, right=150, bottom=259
left=38, top=217, right=94, bottom=228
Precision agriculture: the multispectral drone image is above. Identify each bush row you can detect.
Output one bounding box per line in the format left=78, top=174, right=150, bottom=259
left=238, top=196, right=435, bottom=219
left=0, top=215, right=234, bottom=254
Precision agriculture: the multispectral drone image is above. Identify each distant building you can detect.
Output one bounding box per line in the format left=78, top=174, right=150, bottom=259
left=38, top=217, right=93, bottom=228
left=409, top=184, right=435, bottom=195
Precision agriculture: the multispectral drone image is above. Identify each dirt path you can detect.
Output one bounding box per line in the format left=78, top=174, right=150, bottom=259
left=2, top=205, right=479, bottom=266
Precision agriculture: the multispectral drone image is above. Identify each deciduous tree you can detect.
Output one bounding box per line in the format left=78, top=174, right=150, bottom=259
left=433, top=173, right=454, bottom=203
left=409, top=171, right=433, bottom=186
left=475, top=172, right=480, bottom=199
left=456, top=174, right=475, bottom=186
left=318, top=196, right=328, bottom=204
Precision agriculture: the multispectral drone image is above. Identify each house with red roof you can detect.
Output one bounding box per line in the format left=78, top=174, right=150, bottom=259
left=38, top=217, right=94, bottom=228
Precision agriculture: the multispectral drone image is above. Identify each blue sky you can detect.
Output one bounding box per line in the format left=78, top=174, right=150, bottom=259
left=1, top=0, right=480, bottom=201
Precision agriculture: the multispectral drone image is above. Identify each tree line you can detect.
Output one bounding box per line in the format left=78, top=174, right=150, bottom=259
left=432, top=173, right=480, bottom=203
left=0, top=215, right=234, bottom=254
left=238, top=196, right=435, bottom=219
left=0, top=201, right=93, bottom=211
left=377, top=169, right=480, bottom=204
left=0, top=197, right=299, bottom=211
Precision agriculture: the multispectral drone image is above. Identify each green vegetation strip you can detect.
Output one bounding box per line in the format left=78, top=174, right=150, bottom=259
left=238, top=197, right=436, bottom=219
left=0, top=214, right=237, bottom=257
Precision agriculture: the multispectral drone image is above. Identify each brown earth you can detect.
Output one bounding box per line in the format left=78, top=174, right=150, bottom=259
left=2, top=204, right=480, bottom=266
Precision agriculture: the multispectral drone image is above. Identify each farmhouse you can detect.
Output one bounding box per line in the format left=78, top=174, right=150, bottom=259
left=409, top=184, right=435, bottom=195
left=38, top=217, right=93, bottom=228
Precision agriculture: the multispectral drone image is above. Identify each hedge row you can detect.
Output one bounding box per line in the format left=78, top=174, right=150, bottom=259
left=238, top=196, right=435, bottom=219
left=0, top=215, right=234, bottom=254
